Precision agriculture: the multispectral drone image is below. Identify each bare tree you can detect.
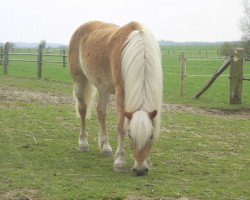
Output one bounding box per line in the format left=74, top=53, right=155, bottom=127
left=241, top=0, right=250, bottom=39
left=40, top=40, right=47, bottom=49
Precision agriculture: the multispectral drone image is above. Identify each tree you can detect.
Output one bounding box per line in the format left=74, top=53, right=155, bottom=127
left=219, top=42, right=235, bottom=56
left=240, top=0, right=250, bottom=55
left=9, top=42, right=16, bottom=49
left=242, top=39, right=250, bottom=55
left=40, top=40, right=46, bottom=49
left=241, top=0, right=250, bottom=38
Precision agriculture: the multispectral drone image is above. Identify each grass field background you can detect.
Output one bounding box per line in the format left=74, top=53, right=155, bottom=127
left=1, top=45, right=250, bottom=108
left=0, top=45, right=250, bottom=200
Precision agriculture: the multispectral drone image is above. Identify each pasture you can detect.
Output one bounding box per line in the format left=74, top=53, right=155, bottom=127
left=0, top=45, right=250, bottom=200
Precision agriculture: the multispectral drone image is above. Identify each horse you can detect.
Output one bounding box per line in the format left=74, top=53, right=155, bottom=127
left=68, top=21, right=162, bottom=176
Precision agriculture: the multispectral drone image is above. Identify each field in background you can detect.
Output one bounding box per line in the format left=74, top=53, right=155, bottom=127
left=0, top=48, right=70, bottom=82
left=1, top=45, right=250, bottom=109
left=161, top=45, right=250, bottom=109
left=0, top=45, right=250, bottom=200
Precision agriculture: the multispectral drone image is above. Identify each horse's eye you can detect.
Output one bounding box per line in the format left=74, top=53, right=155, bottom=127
left=128, top=134, right=131, bottom=139
left=150, top=134, right=154, bottom=139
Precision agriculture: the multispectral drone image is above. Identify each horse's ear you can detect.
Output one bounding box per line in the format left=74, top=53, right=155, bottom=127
left=148, top=110, right=157, bottom=120
left=122, top=110, right=133, bottom=120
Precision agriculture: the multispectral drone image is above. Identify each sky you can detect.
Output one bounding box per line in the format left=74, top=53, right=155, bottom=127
left=0, top=0, right=244, bottom=44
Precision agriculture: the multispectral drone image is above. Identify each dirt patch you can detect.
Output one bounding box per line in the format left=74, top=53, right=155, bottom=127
left=0, top=85, right=74, bottom=104
left=1, top=189, right=41, bottom=200
left=162, top=103, right=250, bottom=119
left=0, top=85, right=249, bottom=119
left=124, top=196, right=195, bottom=200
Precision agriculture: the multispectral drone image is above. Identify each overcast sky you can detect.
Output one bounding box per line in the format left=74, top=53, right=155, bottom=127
left=0, top=0, right=244, bottom=44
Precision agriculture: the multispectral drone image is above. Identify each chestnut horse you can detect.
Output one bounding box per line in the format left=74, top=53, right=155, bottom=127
left=68, top=21, right=162, bottom=176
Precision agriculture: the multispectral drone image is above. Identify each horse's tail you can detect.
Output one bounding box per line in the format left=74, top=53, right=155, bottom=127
left=83, top=82, right=96, bottom=119
left=73, top=81, right=96, bottom=119
left=69, top=24, right=97, bottom=119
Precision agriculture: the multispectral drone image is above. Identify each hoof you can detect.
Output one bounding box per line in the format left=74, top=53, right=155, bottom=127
left=114, top=164, right=128, bottom=172
left=147, top=159, right=152, bottom=168
left=101, top=149, right=113, bottom=156
left=101, top=143, right=112, bottom=156
left=79, top=145, right=89, bottom=152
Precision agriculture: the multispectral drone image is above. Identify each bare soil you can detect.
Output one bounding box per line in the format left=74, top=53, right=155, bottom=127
left=0, top=85, right=74, bottom=104
left=1, top=189, right=42, bottom=200
left=124, top=196, right=194, bottom=200
left=0, top=85, right=249, bottom=119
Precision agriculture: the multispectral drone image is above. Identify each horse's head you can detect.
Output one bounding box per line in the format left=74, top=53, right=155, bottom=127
left=123, top=110, right=157, bottom=176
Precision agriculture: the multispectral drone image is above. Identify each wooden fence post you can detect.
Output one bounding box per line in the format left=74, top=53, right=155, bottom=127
left=195, top=57, right=231, bottom=99
left=3, top=42, right=10, bottom=75
left=229, top=48, right=244, bottom=104
left=37, top=44, right=43, bottom=79
left=0, top=46, right=3, bottom=65
left=62, top=49, right=66, bottom=68
left=180, top=52, right=186, bottom=97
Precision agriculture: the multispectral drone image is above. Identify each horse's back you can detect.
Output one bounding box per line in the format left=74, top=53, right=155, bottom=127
left=68, top=21, right=121, bottom=93
left=68, top=21, right=150, bottom=94
left=69, top=21, right=118, bottom=74
left=68, top=21, right=142, bottom=74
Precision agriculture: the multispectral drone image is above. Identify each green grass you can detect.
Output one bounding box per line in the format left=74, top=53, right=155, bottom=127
left=1, top=61, right=71, bottom=83
left=0, top=45, right=250, bottom=199
left=161, top=46, right=250, bottom=109
left=0, top=101, right=249, bottom=199
left=1, top=45, right=250, bottom=109
left=0, top=48, right=70, bottom=82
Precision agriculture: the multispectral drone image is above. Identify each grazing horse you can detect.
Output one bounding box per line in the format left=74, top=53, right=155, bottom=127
left=68, top=21, right=162, bottom=176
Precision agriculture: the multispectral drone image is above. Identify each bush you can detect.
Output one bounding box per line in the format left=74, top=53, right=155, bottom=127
left=219, top=42, right=235, bottom=56
left=242, top=39, right=250, bottom=56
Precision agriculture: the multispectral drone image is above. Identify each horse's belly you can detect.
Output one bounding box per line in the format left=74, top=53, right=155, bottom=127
left=92, top=76, right=115, bottom=93
left=82, top=66, right=115, bottom=94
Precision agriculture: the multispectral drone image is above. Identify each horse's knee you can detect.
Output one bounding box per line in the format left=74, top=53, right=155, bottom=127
left=78, top=102, right=87, bottom=116
left=74, top=83, right=84, bottom=102
left=97, top=105, right=106, bottom=119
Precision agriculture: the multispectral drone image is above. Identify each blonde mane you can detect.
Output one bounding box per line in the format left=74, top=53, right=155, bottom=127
left=121, top=24, right=162, bottom=150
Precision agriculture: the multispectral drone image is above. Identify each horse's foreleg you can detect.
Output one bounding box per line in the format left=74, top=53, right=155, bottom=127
left=114, top=88, right=127, bottom=172
left=97, top=92, right=112, bottom=156
left=114, top=121, right=127, bottom=172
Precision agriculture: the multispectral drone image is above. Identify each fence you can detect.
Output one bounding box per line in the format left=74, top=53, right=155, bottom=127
left=161, top=47, right=228, bottom=60
left=179, top=48, right=249, bottom=104
left=0, top=42, right=67, bottom=79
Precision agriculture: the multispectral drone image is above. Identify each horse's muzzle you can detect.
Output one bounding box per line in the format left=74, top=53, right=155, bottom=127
left=133, top=167, right=148, bottom=176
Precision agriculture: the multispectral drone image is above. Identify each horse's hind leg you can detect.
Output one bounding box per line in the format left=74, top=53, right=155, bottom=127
left=73, top=76, right=92, bottom=152
left=97, top=91, right=112, bottom=156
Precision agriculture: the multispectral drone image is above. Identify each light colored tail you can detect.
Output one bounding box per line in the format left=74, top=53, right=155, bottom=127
left=73, top=81, right=97, bottom=119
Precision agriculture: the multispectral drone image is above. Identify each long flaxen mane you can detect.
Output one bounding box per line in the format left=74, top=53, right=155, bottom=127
left=121, top=24, right=162, bottom=150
